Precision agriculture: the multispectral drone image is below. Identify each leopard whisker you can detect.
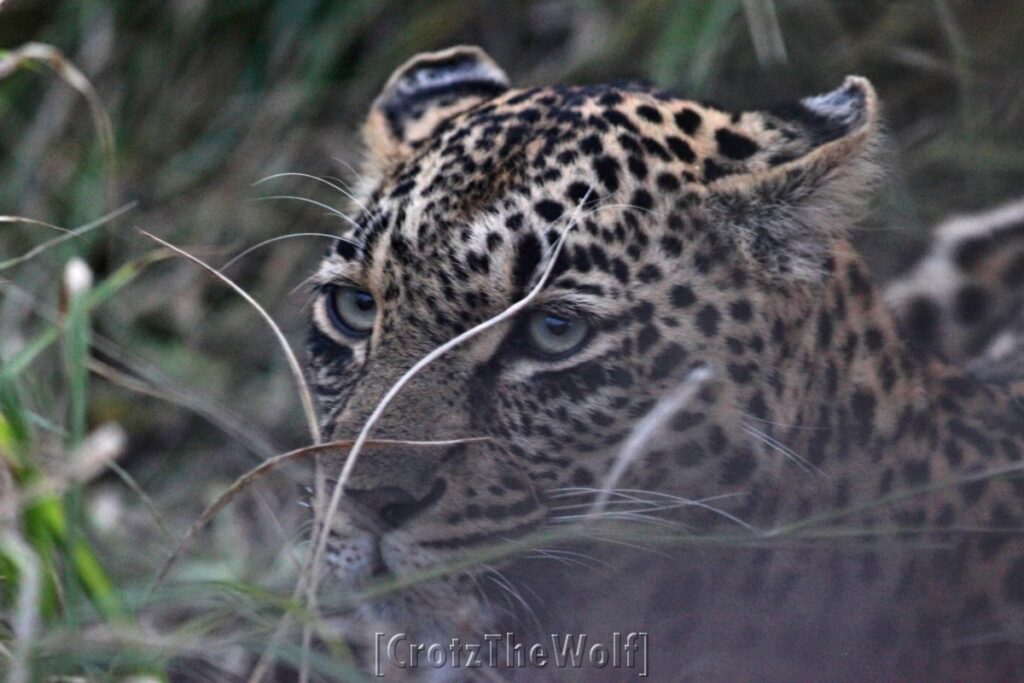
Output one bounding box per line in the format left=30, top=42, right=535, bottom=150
left=254, top=171, right=371, bottom=214
left=528, top=551, right=604, bottom=572
left=554, top=510, right=693, bottom=530
left=218, top=233, right=357, bottom=272
left=553, top=487, right=746, bottom=505
left=579, top=201, right=660, bottom=220
left=528, top=547, right=611, bottom=570
left=742, top=413, right=830, bottom=431
left=553, top=487, right=741, bottom=503
left=548, top=496, right=670, bottom=511
left=553, top=497, right=736, bottom=518
left=249, top=195, right=361, bottom=231
left=555, top=489, right=759, bottom=534
left=330, top=155, right=364, bottom=186
left=550, top=498, right=641, bottom=508
left=564, top=529, right=672, bottom=558
left=742, top=421, right=825, bottom=477
left=464, top=571, right=498, bottom=624
left=525, top=549, right=592, bottom=570
left=289, top=271, right=326, bottom=296
left=483, top=565, right=543, bottom=635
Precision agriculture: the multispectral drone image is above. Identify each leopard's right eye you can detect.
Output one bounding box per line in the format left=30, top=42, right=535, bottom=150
left=326, top=286, right=377, bottom=338
left=524, top=310, right=590, bottom=359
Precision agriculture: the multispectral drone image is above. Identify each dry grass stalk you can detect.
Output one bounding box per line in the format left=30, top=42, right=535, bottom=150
left=0, top=42, right=116, bottom=175
left=588, top=366, right=712, bottom=519
left=0, top=215, right=73, bottom=235
left=136, top=228, right=322, bottom=445
left=0, top=204, right=135, bottom=272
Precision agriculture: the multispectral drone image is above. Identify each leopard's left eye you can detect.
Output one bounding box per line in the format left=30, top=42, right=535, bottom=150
left=524, top=311, right=590, bottom=359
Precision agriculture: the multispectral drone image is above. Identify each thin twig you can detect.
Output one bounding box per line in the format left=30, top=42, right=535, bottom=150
left=84, top=355, right=277, bottom=460
left=741, top=0, right=788, bottom=66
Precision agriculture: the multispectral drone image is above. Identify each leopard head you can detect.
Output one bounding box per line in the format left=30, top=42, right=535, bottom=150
left=305, top=45, right=882, bottom=643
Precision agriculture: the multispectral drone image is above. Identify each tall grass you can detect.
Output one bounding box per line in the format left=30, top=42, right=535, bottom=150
left=1, top=249, right=157, bottom=679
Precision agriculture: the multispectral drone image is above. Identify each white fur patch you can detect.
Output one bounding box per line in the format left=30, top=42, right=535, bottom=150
left=801, top=79, right=867, bottom=130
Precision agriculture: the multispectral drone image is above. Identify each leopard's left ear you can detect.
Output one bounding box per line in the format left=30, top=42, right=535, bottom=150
left=708, top=76, right=882, bottom=282
left=362, top=46, right=509, bottom=174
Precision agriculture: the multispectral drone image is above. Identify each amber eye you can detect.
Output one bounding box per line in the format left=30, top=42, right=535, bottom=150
left=326, top=286, right=377, bottom=338
left=525, top=311, right=589, bottom=359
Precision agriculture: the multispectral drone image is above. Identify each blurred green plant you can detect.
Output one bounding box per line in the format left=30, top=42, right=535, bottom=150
left=0, top=251, right=160, bottom=678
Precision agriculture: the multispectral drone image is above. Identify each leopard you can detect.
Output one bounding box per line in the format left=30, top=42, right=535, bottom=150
left=301, top=45, right=1024, bottom=680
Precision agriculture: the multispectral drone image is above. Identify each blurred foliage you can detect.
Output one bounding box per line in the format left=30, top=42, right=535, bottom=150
left=1, top=0, right=1024, bottom=678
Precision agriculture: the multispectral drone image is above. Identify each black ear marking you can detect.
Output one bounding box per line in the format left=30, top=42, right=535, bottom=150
left=768, top=76, right=874, bottom=146
left=363, top=46, right=510, bottom=169
left=383, top=49, right=509, bottom=121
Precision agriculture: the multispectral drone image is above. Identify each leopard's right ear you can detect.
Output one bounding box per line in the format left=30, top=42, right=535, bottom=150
left=707, top=77, right=882, bottom=282
left=362, top=46, right=509, bottom=175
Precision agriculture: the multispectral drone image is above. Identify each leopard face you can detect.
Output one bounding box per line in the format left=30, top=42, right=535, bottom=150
left=304, top=46, right=888, bottom=642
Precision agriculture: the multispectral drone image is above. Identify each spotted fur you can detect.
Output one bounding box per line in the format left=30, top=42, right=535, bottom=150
left=886, top=197, right=1024, bottom=380
left=304, top=46, right=1024, bottom=679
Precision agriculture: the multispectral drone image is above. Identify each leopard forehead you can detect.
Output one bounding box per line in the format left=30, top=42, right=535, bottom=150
left=315, top=83, right=838, bottom=331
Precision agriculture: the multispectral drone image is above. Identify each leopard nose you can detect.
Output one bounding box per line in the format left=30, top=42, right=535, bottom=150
left=344, top=478, right=447, bottom=530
